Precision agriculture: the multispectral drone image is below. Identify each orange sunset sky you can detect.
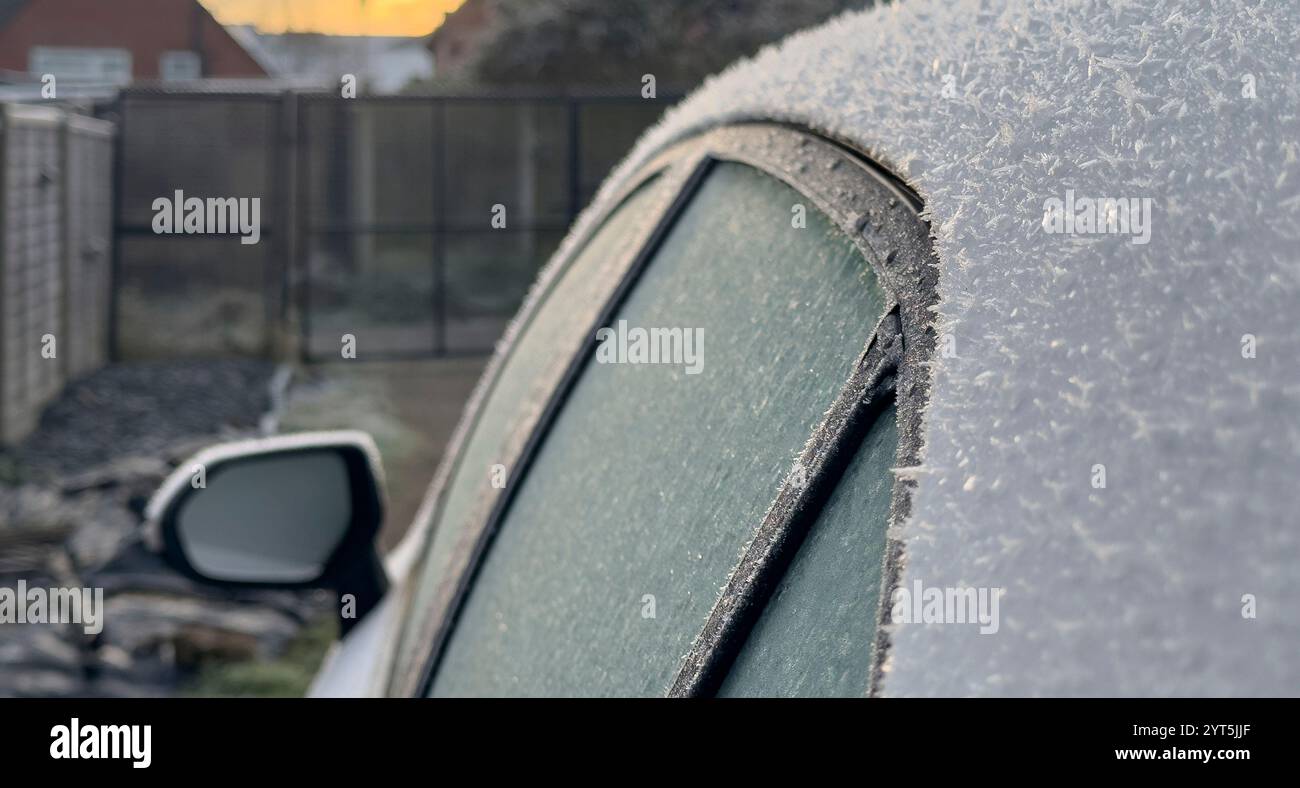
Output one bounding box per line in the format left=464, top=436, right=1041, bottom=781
left=201, top=0, right=465, bottom=37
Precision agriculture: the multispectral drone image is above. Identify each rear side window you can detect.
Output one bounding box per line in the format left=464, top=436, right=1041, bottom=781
left=413, top=179, right=666, bottom=603
left=428, top=161, right=888, bottom=696
left=717, top=401, right=898, bottom=697
left=392, top=177, right=669, bottom=681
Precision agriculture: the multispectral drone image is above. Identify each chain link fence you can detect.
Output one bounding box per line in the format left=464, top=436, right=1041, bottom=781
left=111, top=88, right=673, bottom=361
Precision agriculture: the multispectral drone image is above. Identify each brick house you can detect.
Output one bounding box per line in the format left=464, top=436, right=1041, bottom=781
left=427, top=0, right=493, bottom=81
left=0, top=0, right=267, bottom=85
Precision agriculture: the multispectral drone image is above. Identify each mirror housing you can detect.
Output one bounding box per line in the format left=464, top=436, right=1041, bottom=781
left=145, top=431, right=388, bottom=634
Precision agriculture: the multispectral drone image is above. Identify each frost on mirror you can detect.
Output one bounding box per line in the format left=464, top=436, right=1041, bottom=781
left=175, top=450, right=353, bottom=583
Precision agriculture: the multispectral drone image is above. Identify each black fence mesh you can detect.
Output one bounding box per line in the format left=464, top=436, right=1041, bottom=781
left=112, top=91, right=672, bottom=361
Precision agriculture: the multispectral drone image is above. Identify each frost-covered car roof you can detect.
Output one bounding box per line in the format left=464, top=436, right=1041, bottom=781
left=558, top=0, right=1300, bottom=695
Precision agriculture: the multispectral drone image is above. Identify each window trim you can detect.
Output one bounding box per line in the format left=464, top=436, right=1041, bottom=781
left=396, top=123, right=938, bottom=697
left=669, top=312, right=903, bottom=696
left=388, top=144, right=705, bottom=695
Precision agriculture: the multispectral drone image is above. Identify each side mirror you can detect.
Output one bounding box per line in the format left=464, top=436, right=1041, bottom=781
left=145, top=431, right=388, bottom=634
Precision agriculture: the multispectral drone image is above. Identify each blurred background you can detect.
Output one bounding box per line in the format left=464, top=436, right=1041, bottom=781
left=0, top=0, right=871, bottom=696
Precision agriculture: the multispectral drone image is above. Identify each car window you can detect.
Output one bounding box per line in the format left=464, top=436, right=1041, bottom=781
left=427, top=161, right=888, bottom=696
left=392, top=176, right=669, bottom=682
left=717, top=401, right=897, bottom=697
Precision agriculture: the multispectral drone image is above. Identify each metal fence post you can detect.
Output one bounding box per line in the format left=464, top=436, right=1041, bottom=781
left=293, top=92, right=312, bottom=363
left=0, top=106, right=7, bottom=443
left=432, top=99, right=447, bottom=356
left=567, top=97, right=581, bottom=222
left=108, top=96, right=124, bottom=363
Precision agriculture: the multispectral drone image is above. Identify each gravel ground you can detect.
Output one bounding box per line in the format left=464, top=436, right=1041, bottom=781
left=1, top=359, right=276, bottom=481
left=0, top=359, right=332, bottom=698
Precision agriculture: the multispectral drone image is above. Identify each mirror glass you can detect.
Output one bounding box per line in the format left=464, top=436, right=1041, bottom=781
left=176, top=449, right=353, bottom=583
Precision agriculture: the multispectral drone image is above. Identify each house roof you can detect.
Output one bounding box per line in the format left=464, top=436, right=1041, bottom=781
left=0, top=0, right=268, bottom=78
left=561, top=0, right=1300, bottom=696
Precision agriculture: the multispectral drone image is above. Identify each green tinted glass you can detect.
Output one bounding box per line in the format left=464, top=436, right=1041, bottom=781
left=718, top=401, right=897, bottom=697
left=395, top=177, right=667, bottom=680
left=429, top=161, right=888, bottom=696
